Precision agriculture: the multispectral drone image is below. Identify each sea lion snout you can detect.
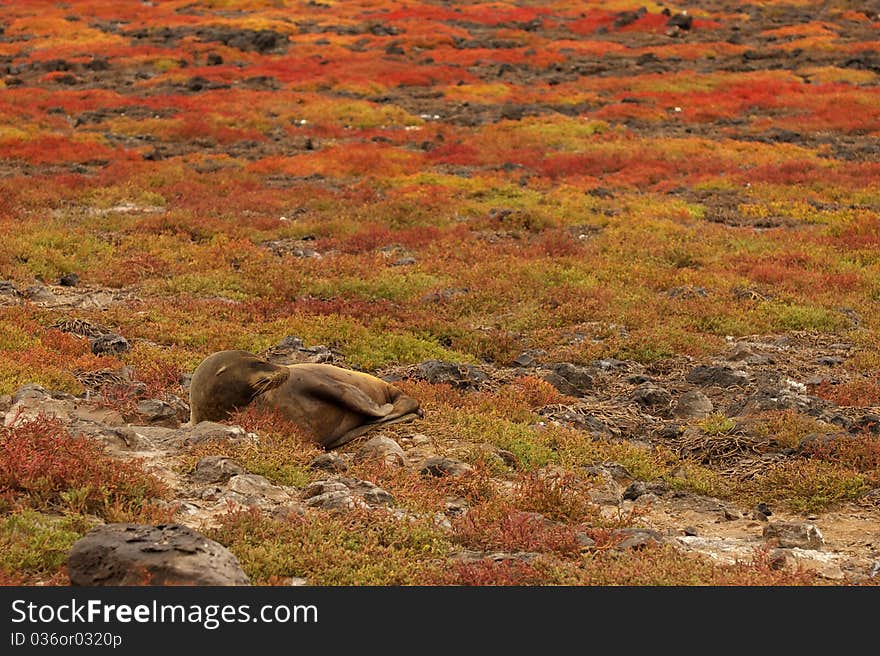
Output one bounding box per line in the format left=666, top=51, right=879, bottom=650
left=189, top=350, right=289, bottom=423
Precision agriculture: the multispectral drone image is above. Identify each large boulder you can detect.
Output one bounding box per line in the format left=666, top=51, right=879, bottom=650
left=67, top=524, right=250, bottom=586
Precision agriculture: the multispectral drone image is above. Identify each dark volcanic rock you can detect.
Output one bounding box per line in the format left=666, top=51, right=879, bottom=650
left=353, top=435, right=406, bottom=467
left=728, top=384, right=824, bottom=416
left=67, top=524, right=250, bottom=586
left=613, top=527, right=663, bottom=550
left=308, top=452, right=348, bottom=473
left=136, top=399, right=180, bottom=428
left=623, top=480, right=669, bottom=501
left=686, top=365, right=749, bottom=388
left=419, top=456, right=474, bottom=478
left=169, top=421, right=250, bottom=448
left=852, top=414, right=880, bottom=434
left=673, top=390, right=714, bottom=418
left=302, top=476, right=393, bottom=509
left=191, top=456, right=246, bottom=484
left=415, top=360, right=488, bottom=389
left=89, top=333, right=130, bottom=355
left=630, top=384, right=672, bottom=412
left=667, top=12, right=693, bottom=30
left=541, top=362, right=594, bottom=396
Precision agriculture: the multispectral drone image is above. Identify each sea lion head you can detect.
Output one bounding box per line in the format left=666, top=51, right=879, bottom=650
left=189, top=350, right=290, bottom=424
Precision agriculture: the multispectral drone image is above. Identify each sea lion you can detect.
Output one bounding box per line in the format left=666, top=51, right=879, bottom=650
left=254, top=362, right=422, bottom=449
left=188, top=350, right=422, bottom=449
left=188, top=350, right=291, bottom=424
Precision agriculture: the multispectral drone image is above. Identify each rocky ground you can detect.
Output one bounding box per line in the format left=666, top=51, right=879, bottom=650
left=3, top=280, right=878, bottom=584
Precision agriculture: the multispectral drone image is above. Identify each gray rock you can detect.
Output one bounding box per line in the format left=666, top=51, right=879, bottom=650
left=414, top=360, right=488, bottom=389
left=169, top=421, right=250, bottom=447
left=623, top=480, right=668, bottom=501
left=136, top=399, right=180, bottom=428
left=420, top=456, right=474, bottom=478
left=392, top=256, right=416, bottom=266
left=726, top=343, right=774, bottom=365
left=89, top=333, right=130, bottom=355
left=541, top=362, right=594, bottom=396
left=70, top=423, right=139, bottom=453
left=728, top=385, right=822, bottom=416
left=512, top=352, right=536, bottom=368
left=592, top=358, right=629, bottom=370
left=613, top=528, right=664, bottom=550
left=353, top=435, right=406, bottom=467
left=302, top=477, right=393, bottom=508
left=852, top=414, right=880, bottom=434
left=630, top=384, right=672, bottom=411
left=191, top=456, right=246, bottom=484
left=575, top=532, right=596, bottom=548
left=13, top=383, right=66, bottom=403
left=763, top=521, right=824, bottom=550
left=308, top=453, right=347, bottom=473
left=686, top=365, right=749, bottom=388
left=303, top=488, right=359, bottom=511
left=673, top=390, right=714, bottom=418
left=227, top=474, right=290, bottom=503
left=5, top=392, right=124, bottom=428
left=496, top=449, right=519, bottom=469
left=67, top=524, right=250, bottom=586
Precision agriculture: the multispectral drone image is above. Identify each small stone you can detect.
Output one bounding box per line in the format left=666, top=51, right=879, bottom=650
left=304, top=489, right=358, bottom=510
left=270, top=504, right=306, bottom=521
left=686, top=365, right=749, bottom=388
left=303, top=477, right=393, bottom=508
left=136, top=399, right=179, bottom=428
left=496, top=449, right=519, bottom=468
left=353, top=435, right=406, bottom=467
left=415, top=360, right=488, bottom=389
left=89, top=333, right=130, bottom=355
left=656, top=423, right=683, bottom=439
left=420, top=456, right=474, bottom=478
left=512, top=352, right=536, bottom=368
left=407, top=433, right=431, bottom=446
left=667, top=12, right=693, bottom=30
left=673, top=390, right=714, bottom=418
left=169, top=421, right=250, bottom=447
left=67, top=524, right=249, bottom=586
left=227, top=474, right=290, bottom=503
left=541, top=362, right=594, bottom=396
left=851, top=414, right=880, bottom=434
left=575, top=532, right=596, bottom=548
left=191, top=456, right=245, bottom=484
left=622, top=480, right=668, bottom=500
left=684, top=526, right=699, bottom=536
left=58, top=272, right=79, bottom=286
left=630, top=384, right=672, bottom=410
left=308, top=453, right=347, bottom=473
left=763, top=521, right=824, bottom=550
left=817, top=356, right=844, bottom=366
left=613, top=528, right=663, bottom=550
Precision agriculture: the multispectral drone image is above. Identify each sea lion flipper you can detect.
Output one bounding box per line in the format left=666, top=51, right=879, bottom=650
left=307, top=379, right=394, bottom=418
